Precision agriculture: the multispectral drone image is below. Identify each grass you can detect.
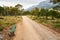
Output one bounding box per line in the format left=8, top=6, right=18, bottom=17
left=28, top=15, right=60, bottom=33
left=0, top=16, right=22, bottom=31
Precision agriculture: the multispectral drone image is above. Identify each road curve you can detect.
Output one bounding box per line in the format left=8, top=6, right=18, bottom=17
left=13, top=16, right=60, bottom=40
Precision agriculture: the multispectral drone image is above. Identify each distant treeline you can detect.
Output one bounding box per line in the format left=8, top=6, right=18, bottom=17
left=28, top=8, right=60, bottom=19
left=0, top=4, right=23, bottom=16
left=0, top=3, right=60, bottom=19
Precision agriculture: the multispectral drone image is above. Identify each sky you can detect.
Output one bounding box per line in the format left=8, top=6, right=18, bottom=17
left=0, top=0, right=47, bottom=9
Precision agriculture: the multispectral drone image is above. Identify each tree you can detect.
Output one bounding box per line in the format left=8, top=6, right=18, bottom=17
left=10, top=7, right=18, bottom=16
left=15, top=4, right=23, bottom=10
left=15, top=4, right=23, bottom=16
left=50, top=0, right=60, bottom=3
left=0, top=6, right=4, bottom=16
left=4, top=6, right=10, bottom=16
left=49, top=10, right=57, bottom=19
left=0, top=4, right=23, bottom=16
left=53, top=3, right=60, bottom=11
left=30, top=7, right=40, bottom=16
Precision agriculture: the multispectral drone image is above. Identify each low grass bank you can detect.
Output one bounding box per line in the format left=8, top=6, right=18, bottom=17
left=28, top=15, right=60, bottom=33
left=0, top=16, right=22, bottom=31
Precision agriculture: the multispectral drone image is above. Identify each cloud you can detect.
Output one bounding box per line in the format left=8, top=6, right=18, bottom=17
left=0, top=0, right=47, bottom=9
left=0, top=0, right=47, bottom=4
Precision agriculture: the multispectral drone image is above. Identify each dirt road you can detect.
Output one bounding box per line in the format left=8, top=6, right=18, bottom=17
left=13, top=16, right=60, bottom=40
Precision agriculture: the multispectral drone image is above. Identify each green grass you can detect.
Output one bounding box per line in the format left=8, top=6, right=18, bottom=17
left=0, top=16, right=22, bottom=31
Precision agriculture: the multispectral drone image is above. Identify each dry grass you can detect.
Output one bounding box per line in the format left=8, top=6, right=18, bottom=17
left=0, top=16, right=22, bottom=31
left=28, top=15, right=60, bottom=33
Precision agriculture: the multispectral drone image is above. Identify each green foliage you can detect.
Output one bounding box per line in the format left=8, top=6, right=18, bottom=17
left=28, top=7, right=60, bottom=32
left=50, top=0, right=60, bottom=3
left=15, top=4, right=23, bottom=8
left=0, top=4, right=23, bottom=16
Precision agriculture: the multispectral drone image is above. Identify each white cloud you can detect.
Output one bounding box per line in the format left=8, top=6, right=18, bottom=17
left=0, top=0, right=47, bottom=9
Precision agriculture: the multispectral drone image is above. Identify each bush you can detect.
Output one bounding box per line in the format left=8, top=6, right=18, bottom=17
left=0, top=26, right=4, bottom=31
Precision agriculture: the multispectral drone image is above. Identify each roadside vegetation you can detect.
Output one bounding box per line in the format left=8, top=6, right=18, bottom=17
left=28, top=8, right=60, bottom=33
left=27, top=0, right=60, bottom=33
left=0, top=16, right=22, bottom=31
left=0, top=4, right=23, bottom=31
left=26, top=0, right=60, bottom=33
left=0, top=4, right=22, bottom=40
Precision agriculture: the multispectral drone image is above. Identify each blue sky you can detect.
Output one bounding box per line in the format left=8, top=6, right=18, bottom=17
left=0, top=0, right=47, bottom=9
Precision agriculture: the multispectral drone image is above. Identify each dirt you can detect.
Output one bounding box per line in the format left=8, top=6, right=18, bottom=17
left=13, top=16, right=60, bottom=40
